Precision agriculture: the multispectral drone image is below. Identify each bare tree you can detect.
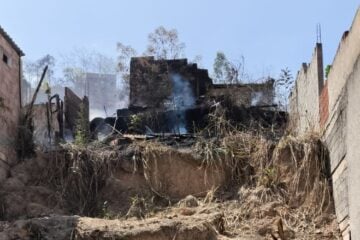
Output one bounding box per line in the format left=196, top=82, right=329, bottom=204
left=213, top=52, right=246, bottom=84
left=61, top=48, right=122, bottom=118
left=61, top=48, right=116, bottom=96
left=116, top=43, right=137, bottom=89
left=117, top=26, right=186, bottom=91
left=189, top=55, right=203, bottom=67
left=145, top=26, right=185, bottom=60
left=24, top=54, right=56, bottom=86
left=62, top=48, right=115, bottom=76
left=22, top=55, right=57, bottom=104
left=116, top=26, right=201, bottom=98
left=275, top=67, right=294, bottom=110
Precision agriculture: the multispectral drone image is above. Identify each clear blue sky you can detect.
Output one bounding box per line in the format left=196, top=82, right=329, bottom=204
left=1, top=0, right=359, bottom=79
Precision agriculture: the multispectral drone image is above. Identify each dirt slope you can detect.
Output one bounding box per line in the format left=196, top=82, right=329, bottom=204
left=0, top=132, right=341, bottom=239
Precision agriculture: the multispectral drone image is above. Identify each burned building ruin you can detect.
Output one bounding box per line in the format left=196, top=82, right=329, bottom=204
left=129, top=56, right=275, bottom=110
left=129, top=57, right=212, bottom=109
left=94, top=56, right=285, bottom=136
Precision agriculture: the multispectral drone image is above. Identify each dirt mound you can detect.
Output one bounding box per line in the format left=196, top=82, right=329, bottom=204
left=1, top=211, right=223, bottom=240
left=0, top=129, right=341, bottom=239
left=0, top=198, right=339, bottom=240
left=0, top=215, right=78, bottom=240
left=139, top=143, right=227, bottom=199
left=0, top=152, right=63, bottom=220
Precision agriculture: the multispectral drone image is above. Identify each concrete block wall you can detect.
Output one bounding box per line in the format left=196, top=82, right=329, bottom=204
left=323, top=87, right=349, bottom=238
left=345, top=54, right=360, bottom=240
left=288, top=80, right=299, bottom=130
left=289, top=7, right=360, bottom=239
left=289, top=44, right=323, bottom=134
left=327, top=8, right=360, bottom=114
left=324, top=8, right=360, bottom=239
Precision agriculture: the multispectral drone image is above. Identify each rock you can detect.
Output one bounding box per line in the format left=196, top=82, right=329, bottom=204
left=2, top=177, right=25, bottom=192
left=0, top=232, right=10, bottom=240
left=125, top=198, right=146, bottom=219
left=3, top=193, right=26, bottom=220
left=178, top=208, right=196, bottom=216
left=26, top=203, right=52, bottom=218
left=178, top=195, right=199, bottom=208
left=259, top=202, right=280, bottom=218
left=257, top=224, right=272, bottom=236
left=4, top=215, right=78, bottom=239
left=11, top=163, right=31, bottom=185
left=25, top=186, right=55, bottom=206
left=33, top=152, right=49, bottom=169
left=76, top=213, right=221, bottom=240
left=1, top=213, right=222, bottom=240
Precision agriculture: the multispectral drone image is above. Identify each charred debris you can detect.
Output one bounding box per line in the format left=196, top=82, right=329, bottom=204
left=30, top=56, right=287, bottom=150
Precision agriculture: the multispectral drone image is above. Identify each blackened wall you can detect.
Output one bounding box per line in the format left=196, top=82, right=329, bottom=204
left=129, top=57, right=212, bottom=109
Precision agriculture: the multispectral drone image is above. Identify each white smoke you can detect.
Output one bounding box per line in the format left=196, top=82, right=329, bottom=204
left=89, top=91, right=129, bottom=120
left=165, top=74, right=195, bottom=110
left=165, top=74, right=195, bottom=134
left=251, top=91, right=263, bottom=106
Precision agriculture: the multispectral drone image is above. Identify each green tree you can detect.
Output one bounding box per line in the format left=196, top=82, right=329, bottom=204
left=325, top=65, right=331, bottom=78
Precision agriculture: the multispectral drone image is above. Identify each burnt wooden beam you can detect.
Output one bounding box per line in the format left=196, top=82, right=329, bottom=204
left=25, top=66, right=48, bottom=119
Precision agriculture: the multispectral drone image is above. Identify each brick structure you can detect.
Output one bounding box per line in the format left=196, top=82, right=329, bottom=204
left=129, top=56, right=274, bottom=110
left=319, top=81, right=329, bottom=128
left=64, top=87, right=89, bottom=135
left=0, top=25, right=24, bottom=180
left=208, top=79, right=275, bottom=107
left=129, top=57, right=212, bottom=109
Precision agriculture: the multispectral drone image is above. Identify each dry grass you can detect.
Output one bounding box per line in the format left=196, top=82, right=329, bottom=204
left=35, top=106, right=337, bottom=238
left=193, top=107, right=263, bottom=185
left=273, top=134, right=333, bottom=215
left=218, top=132, right=338, bottom=239
left=44, top=144, right=119, bottom=216
left=187, top=109, right=338, bottom=238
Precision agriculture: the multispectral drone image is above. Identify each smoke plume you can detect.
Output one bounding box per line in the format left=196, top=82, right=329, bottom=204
left=165, top=74, right=195, bottom=134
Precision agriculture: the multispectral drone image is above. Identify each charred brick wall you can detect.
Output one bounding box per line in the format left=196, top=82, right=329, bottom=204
left=64, top=87, right=89, bottom=135
left=129, top=57, right=212, bottom=109
left=208, top=79, right=275, bottom=107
